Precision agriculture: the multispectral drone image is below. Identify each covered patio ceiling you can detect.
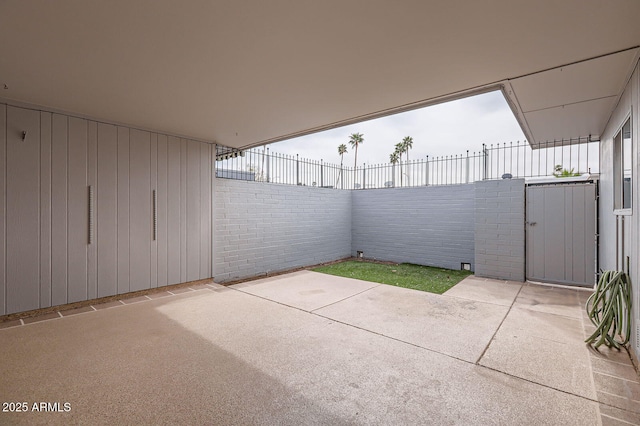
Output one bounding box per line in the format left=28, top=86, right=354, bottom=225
left=504, top=47, right=638, bottom=148
left=1, top=1, right=639, bottom=149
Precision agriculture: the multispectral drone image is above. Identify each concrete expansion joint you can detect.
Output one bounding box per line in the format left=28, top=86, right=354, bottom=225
left=478, top=362, right=606, bottom=406
left=230, top=281, right=479, bottom=365
left=312, top=310, right=477, bottom=366
left=475, top=283, right=524, bottom=364
left=309, top=284, right=383, bottom=313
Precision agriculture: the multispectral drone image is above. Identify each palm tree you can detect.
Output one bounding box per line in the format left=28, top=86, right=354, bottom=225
left=402, top=136, right=413, bottom=185
left=389, top=152, right=399, bottom=187
left=336, top=143, right=348, bottom=188
left=348, top=133, right=364, bottom=188
left=394, top=142, right=404, bottom=186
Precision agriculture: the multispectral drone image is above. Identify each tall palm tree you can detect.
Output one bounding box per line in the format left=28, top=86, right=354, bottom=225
left=348, top=133, right=364, bottom=188
left=394, top=142, right=404, bottom=186
left=389, top=151, right=399, bottom=187
left=336, top=143, right=348, bottom=188
left=402, top=136, right=413, bottom=162
left=402, top=136, right=413, bottom=185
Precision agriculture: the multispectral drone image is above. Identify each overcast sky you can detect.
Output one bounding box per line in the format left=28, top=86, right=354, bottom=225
left=267, top=90, right=526, bottom=167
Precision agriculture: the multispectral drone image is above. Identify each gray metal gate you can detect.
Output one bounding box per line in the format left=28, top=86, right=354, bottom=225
left=526, top=182, right=597, bottom=287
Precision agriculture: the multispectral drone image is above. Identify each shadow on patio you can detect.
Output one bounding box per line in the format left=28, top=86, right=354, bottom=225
left=1, top=273, right=638, bottom=425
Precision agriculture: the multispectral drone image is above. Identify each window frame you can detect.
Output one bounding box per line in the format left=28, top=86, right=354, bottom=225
left=613, top=113, right=633, bottom=215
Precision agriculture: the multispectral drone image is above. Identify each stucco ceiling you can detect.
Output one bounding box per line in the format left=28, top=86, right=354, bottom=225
left=1, top=1, right=639, bottom=149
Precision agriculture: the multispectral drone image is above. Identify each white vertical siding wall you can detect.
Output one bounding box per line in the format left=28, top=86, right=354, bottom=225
left=599, top=59, right=640, bottom=357
left=0, top=102, right=213, bottom=315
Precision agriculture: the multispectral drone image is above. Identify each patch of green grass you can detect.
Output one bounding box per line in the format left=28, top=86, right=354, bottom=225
left=312, top=261, right=472, bottom=294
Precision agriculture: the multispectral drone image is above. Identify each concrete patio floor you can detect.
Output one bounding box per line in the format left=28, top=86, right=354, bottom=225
left=1, top=273, right=638, bottom=425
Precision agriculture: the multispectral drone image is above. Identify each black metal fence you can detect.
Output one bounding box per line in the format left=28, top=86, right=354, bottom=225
left=215, top=139, right=599, bottom=189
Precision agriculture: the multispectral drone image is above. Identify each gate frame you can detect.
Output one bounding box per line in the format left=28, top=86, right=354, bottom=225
left=524, top=177, right=599, bottom=288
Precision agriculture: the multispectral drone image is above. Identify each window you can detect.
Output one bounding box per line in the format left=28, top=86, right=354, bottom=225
left=614, top=117, right=632, bottom=211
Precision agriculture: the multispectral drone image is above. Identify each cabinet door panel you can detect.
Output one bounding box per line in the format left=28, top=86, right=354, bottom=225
left=6, top=106, right=41, bottom=313
left=51, top=114, right=68, bottom=306
left=97, top=123, right=118, bottom=297
left=150, top=133, right=158, bottom=288
left=67, top=117, right=88, bottom=303
left=180, top=139, right=187, bottom=283
left=157, top=134, right=168, bottom=287
left=200, top=143, right=212, bottom=279
left=39, top=112, right=52, bottom=308
left=117, top=127, right=130, bottom=294
left=129, top=129, right=151, bottom=292
left=167, top=136, right=181, bottom=285
left=187, top=140, right=201, bottom=281
left=0, top=105, right=6, bottom=315
left=87, top=121, right=98, bottom=300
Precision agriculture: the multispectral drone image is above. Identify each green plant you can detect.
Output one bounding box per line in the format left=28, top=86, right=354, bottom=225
left=585, top=270, right=632, bottom=349
left=312, top=261, right=471, bottom=294
left=553, top=164, right=581, bottom=178
left=389, top=151, right=399, bottom=164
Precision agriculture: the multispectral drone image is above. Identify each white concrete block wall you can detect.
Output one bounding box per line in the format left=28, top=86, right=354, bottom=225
left=474, top=179, right=525, bottom=281
left=351, top=185, right=475, bottom=271
left=214, top=179, right=352, bottom=282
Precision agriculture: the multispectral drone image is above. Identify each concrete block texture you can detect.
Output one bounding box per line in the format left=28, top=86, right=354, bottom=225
left=474, top=179, right=525, bottom=281
left=214, top=179, right=524, bottom=285
left=214, top=179, right=352, bottom=282
left=351, top=185, right=475, bottom=271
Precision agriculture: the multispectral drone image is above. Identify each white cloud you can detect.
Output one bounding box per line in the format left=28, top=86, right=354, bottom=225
left=267, top=90, right=526, bottom=166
